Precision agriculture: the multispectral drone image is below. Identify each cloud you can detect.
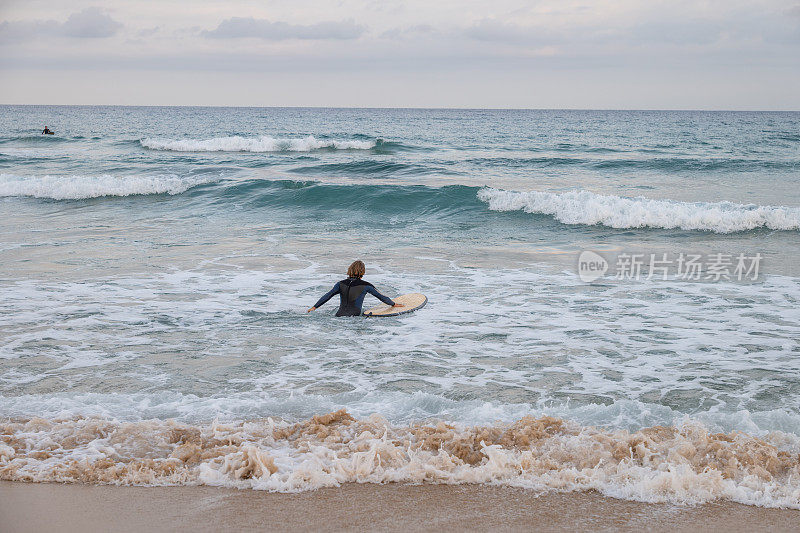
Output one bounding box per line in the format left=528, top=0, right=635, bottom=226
left=61, top=7, right=122, bottom=38
left=463, top=16, right=724, bottom=49
left=380, top=24, right=437, bottom=40
left=463, top=19, right=552, bottom=45
left=1, top=0, right=798, bottom=109
left=0, top=20, right=58, bottom=44
left=137, top=26, right=161, bottom=38
left=0, top=7, right=122, bottom=43
left=627, top=19, right=724, bottom=46
left=203, top=17, right=365, bottom=40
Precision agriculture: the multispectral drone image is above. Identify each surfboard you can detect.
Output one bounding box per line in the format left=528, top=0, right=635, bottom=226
left=364, top=293, right=427, bottom=317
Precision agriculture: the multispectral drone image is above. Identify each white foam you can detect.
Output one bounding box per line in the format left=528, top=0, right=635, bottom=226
left=477, top=188, right=800, bottom=233
left=0, top=173, right=216, bottom=200
left=2, top=264, right=799, bottom=433
left=3, top=412, right=800, bottom=508
left=140, top=135, right=376, bottom=152
left=4, top=390, right=800, bottom=439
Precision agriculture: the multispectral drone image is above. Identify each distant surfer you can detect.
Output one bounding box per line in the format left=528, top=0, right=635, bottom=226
left=308, top=260, right=403, bottom=317
left=41, top=126, right=54, bottom=135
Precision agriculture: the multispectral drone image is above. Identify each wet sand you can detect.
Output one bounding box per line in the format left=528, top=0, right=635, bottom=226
left=1, top=481, right=798, bottom=532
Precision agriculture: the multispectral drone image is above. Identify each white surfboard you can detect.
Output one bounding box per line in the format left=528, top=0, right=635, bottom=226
left=364, top=293, right=427, bottom=317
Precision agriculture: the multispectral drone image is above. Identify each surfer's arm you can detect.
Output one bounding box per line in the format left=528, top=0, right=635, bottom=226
left=308, top=282, right=340, bottom=312
left=365, top=286, right=401, bottom=306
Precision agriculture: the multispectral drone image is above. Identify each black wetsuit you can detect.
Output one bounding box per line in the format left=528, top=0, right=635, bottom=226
left=313, top=278, right=395, bottom=316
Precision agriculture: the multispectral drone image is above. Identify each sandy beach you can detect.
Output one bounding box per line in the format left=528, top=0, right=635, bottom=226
left=1, top=481, right=798, bottom=532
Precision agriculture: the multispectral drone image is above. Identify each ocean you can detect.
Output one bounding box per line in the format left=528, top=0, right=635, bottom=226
left=1, top=106, right=800, bottom=507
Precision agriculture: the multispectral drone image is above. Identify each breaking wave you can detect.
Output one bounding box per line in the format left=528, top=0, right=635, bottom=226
left=6, top=174, right=800, bottom=235
left=140, top=135, right=377, bottom=152
left=0, top=173, right=217, bottom=200
left=477, top=188, right=800, bottom=233
left=2, top=411, right=800, bottom=508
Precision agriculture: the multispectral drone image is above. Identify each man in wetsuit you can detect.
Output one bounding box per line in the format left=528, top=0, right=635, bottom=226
left=42, top=126, right=53, bottom=135
left=307, top=260, right=403, bottom=316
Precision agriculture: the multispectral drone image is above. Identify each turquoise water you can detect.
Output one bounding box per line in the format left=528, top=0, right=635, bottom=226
left=1, top=106, right=800, bottom=503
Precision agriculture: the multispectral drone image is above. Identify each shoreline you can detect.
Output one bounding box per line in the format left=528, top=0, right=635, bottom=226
left=1, top=481, right=799, bottom=532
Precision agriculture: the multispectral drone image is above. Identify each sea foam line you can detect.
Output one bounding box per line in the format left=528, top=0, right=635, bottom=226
left=0, top=173, right=216, bottom=200
left=140, top=135, right=376, bottom=152
left=2, top=410, right=800, bottom=508
left=477, top=188, right=800, bottom=233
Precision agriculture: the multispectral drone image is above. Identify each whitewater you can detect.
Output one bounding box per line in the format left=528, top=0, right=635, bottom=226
left=1, top=106, right=800, bottom=508
left=3, top=173, right=799, bottom=234
left=477, top=188, right=800, bottom=233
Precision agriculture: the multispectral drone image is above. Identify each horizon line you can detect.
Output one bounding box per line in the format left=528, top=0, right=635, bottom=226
left=2, top=103, right=799, bottom=113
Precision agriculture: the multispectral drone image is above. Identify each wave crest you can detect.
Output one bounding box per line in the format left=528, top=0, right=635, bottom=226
left=477, top=188, right=800, bottom=233
left=0, top=173, right=215, bottom=200
left=2, top=411, right=800, bottom=508
left=140, top=135, right=377, bottom=152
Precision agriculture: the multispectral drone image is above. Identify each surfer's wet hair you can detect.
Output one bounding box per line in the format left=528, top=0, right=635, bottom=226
left=347, top=260, right=365, bottom=279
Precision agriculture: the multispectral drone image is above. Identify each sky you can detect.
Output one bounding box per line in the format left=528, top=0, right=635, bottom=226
left=0, top=0, right=799, bottom=109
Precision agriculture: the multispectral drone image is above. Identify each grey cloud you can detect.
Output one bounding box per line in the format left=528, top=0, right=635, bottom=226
left=0, top=20, right=60, bottom=43
left=137, top=26, right=162, bottom=38
left=204, top=17, right=365, bottom=40
left=628, top=20, right=723, bottom=46
left=0, top=7, right=122, bottom=43
left=61, top=7, right=122, bottom=38
left=463, top=17, right=723, bottom=48
left=463, top=19, right=551, bottom=45
left=380, top=24, right=436, bottom=40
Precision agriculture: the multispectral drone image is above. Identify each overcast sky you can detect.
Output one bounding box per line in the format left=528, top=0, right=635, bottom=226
left=1, top=0, right=799, bottom=109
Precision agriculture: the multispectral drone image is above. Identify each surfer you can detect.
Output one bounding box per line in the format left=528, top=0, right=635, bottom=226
left=308, top=260, right=403, bottom=317
left=42, top=126, right=54, bottom=135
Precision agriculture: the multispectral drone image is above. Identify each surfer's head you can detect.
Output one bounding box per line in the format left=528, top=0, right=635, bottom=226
left=347, top=260, right=365, bottom=279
